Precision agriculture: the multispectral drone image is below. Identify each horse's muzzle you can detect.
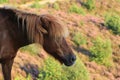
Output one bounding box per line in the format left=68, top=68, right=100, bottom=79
left=64, top=54, right=76, bottom=66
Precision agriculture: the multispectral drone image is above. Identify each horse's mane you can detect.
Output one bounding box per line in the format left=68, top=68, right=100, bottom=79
left=0, top=7, right=68, bottom=44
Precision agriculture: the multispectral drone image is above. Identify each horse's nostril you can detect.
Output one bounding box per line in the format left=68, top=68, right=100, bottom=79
left=71, top=55, right=76, bottom=62
left=64, top=55, right=76, bottom=66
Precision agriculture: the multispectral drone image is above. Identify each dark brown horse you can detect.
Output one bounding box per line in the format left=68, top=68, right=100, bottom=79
left=0, top=7, right=76, bottom=80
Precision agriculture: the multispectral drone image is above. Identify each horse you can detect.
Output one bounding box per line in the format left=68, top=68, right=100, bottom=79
left=0, top=7, right=76, bottom=80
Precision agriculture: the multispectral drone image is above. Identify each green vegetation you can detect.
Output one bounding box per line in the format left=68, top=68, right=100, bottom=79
left=79, top=21, right=84, bottom=26
left=1, top=0, right=119, bottom=79
left=62, top=57, right=90, bottom=80
left=84, top=0, right=95, bottom=10
left=116, top=0, right=120, bottom=2
left=38, top=57, right=63, bottom=80
left=72, top=32, right=87, bottom=46
left=90, top=37, right=113, bottom=67
left=20, top=44, right=41, bottom=55
left=69, top=4, right=86, bottom=15
left=30, top=0, right=43, bottom=9
left=38, top=55, right=90, bottom=80
left=53, top=3, right=60, bottom=10
left=0, top=0, right=8, bottom=4
left=15, top=74, right=32, bottom=80
left=105, top=13, right=120, bottom=35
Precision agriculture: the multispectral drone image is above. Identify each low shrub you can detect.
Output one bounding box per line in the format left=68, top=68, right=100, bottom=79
left=62, top=57, right=90, bottom=80
left=38, top=55, right=90, bottom=80
left=53, top=3, right=60, bottom=10
left=72, top=32, right=87, bottom=46
left=90, top=37, right=113, bottom=67
left=105, top=13, right=120, bottom=35
left=0, top=0, right=8, bottom=4
left=84, top=0, right=95, bottom=10
left=38, top=57, right=63, bottom=80
left=69, top=4, right=86, bottom=15
left=20, top=44, right=41, bottom=55
left=30, top=0, right=43, bottom=9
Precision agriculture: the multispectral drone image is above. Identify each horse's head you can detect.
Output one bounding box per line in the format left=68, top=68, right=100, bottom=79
left=40, top=14, right=76, bottom=66
left=17, top=12, right=76, bottom=66
left=43, top=36, right=76, bottom=66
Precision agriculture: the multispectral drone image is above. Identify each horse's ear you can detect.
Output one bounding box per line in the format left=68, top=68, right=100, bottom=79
left=40, top=15, right=53, bottom=33
left=37, top=17, right=48, bottom=34
left=37, top=25, right=48, bottom=34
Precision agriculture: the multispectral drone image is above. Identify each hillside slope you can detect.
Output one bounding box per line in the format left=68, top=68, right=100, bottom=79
left=0, top=0, right=120, bottom=80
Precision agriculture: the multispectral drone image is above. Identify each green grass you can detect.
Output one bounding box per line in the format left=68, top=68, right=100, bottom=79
left=38, top=57, right=63, bottom=80
left=30, top=0, right=43, bottom=9
left=72, top=32, right=87, bottom=46
left=69, top=4, right=86, bottom=15
left=0, top=0, right=8, bottom=4
left=90, top=37, right=113, bottom=67
left=79, top=21, right=85, bottom=27
left=105, top=12, right=120, bottom=35
left=14, top=74, right=32, bottom=80
left=83, top=0, right=95, bottom=10
left=38, top=54, right=90, bottom=80
left=19, top=44, right=90, bottom=80
left=53, top=3, right=60, bottom=10
left=20, top=44, right=41, bottom=56
left=116, top=0, right=120, bottom=2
